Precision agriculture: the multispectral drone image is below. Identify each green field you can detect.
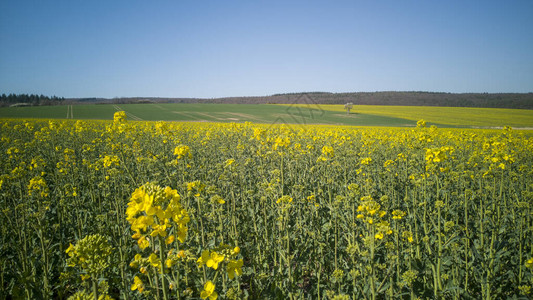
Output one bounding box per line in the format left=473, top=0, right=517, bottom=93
left=0, top=103, right=419, bottom=127
left=1, top=103, right=532, bottom=128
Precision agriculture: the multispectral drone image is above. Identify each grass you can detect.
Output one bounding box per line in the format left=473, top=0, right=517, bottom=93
left=0, top=105, right=70, bottom=119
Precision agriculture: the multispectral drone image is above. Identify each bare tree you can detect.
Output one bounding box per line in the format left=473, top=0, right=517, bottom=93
left=344, top=102, right=353, bottom=114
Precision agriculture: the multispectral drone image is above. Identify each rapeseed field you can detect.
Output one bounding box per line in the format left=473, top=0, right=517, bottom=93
left=1, top=114, right=532, bottom=299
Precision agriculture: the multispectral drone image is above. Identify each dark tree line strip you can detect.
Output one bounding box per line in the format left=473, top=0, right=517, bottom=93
left=1, top=93, right=65, bottom=107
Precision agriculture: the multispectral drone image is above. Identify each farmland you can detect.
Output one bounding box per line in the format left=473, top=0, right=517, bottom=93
left=0, top=103, right=418, bottom=127
left=286, top=104, right=533, bottom=128
left=2, top=103, right=533, bottom=128
left=1, top=114, right=532, bottom=299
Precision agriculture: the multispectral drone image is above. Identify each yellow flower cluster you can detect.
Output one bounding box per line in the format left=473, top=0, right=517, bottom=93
left=129, top=252, right=166, bottom=274
left=374, top=221, right=393, bottom=240
left=101, top=155, right=120, bottom=168
left=6, top=146, right=20, bottom=159
left=164, top=249, right=189, bottom=268
left=131, top=276, right=145, bottom=293
left=317, top=145, right=334, bottom=162
left=113, top=111, right=127, bottom=123
left=126, top=183, right=190, bottom=249
left=391, top=210, right=406, bottom=220
left=27, top=176, right=49, bottom=198
left=306, top=194, right=320, bottom=207
left=356, top=196, right=392, bottom=240
left=360, top=157, right=372, bottom=165
left=187, top=180, right=205, bottom=193
left=273, top=135, right=291, bottom=150
left=482, top=140, right=516, bottom=174
left=65, top=234, right=113, bottom=280
left=401, top=230, right=414, bottom=243
left=425, top=146, right=454, bottom=164
left=356, top=197, right=386, bottom=224
left=174, top=144, right=192, bottom=159
left=201, top=280, right=217, bottom=300
left=109, top=111, right=131, bottom=133
left=276, top=195, right=293, bottom=204
left=197, top=250, right=224, bottom=270
left=197, top=244, right=243, bottom=279
left=227, top=258, right=244, bottom=280
left=252, top=128, right=266, bottom=142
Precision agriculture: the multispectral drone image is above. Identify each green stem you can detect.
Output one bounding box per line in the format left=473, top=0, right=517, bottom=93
left=92, top=278, right=98, bottom=300
left=370, top=225, right=376, bottom=300
left=159, top=238, right=169, bottom=300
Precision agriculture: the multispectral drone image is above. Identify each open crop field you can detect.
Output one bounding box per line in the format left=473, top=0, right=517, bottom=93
left=0, top=103, right=417, bottom=127
left=2, top=103, right=532, bottom=128
left=1, top=114, right=532, bottom=299
left=287, top=104, right=533, bottom=128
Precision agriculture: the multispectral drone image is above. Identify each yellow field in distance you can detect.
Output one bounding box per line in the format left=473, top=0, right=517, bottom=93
left=282, top=104, right=533, bottom=128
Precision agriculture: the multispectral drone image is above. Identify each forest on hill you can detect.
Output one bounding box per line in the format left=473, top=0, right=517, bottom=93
left=75, top=92, right=533, bottom=109
left=2, top=92, right=532, bottom=109
left=0, top=93, right=65, bottom=107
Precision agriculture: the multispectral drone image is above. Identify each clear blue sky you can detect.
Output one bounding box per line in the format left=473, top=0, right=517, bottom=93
left=1, top=0, right=532, bottom=98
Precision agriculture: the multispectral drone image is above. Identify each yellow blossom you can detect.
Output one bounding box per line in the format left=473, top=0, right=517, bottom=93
left=114, top=111, right=127, bottom=123
left=200, top=281, right=218, bottom=300
left=198, top=250, right=224, bottom=270
left=166, top=235, right=175, bottom=244
left=148, top=253, right=161, bottom=268
left=526, top=258, right=533, bottom=269
left=131, top=276, right=144, bottom=293
left=174, top=145, right=192, bottom=159
left=227, top=259, right=244, bottom=279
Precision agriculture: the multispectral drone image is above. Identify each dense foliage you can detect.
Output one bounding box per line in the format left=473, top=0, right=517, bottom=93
left=64, top=92, right=533, bottom=109
left=1, top=116, right=532, bottom=299
left=0, top=93, right=65, bottom=107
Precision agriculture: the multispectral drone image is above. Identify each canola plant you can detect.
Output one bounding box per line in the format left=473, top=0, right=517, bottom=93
left=0, top=114, right=532, bottom=299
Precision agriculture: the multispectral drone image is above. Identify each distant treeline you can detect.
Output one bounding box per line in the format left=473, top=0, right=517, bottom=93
left=6, top=91, right=532, bottom=109
left=74, top=92, right=533, bottom=109
left=0, top=93, right=65, bottom=107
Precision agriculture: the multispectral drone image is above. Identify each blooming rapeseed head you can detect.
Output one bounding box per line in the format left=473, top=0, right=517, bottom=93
left=200, top=281, right=218, bottom=300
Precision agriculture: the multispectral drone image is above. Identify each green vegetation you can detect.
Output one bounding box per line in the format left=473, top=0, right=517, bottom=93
left=0, top=105, right=71, bottom=119
left=1, top=118, right=532, bottom=299
left=0, top=103, right=418, bottom=127
left=62, top=92, right=533, bottom=109
left=1, top=103, right=532, bottom=128
left=0, top=93, right=65, bottom=107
